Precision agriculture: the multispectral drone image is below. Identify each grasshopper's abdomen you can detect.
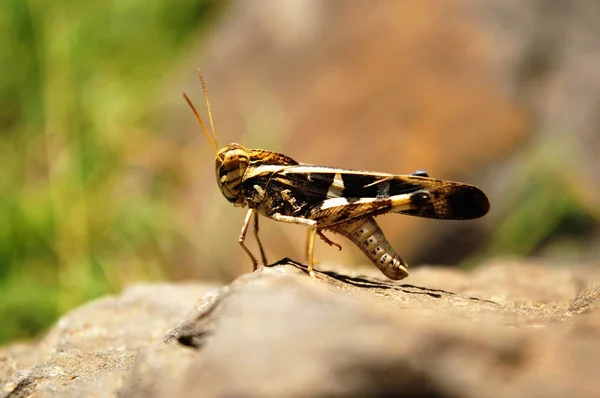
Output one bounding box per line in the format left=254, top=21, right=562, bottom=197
left=333, top=217, right=409, bottom=280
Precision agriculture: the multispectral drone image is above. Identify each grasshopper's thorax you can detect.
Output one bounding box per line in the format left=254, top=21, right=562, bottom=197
left=216, top=143, right=250, bottom=207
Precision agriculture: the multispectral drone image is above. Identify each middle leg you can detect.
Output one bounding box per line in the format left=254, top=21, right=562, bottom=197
left=270, top=213, right=318, bottom=278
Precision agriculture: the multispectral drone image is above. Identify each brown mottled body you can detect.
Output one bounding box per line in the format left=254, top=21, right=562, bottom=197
left=215, top=144, right=488, bottom=280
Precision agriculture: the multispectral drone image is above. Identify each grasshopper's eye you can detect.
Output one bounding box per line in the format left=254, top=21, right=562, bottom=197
left=223, top=151, right=240, bottom=171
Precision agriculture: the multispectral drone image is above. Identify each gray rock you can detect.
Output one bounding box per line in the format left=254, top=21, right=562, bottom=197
left=1, top=260, right=599, bottom=397
left=0, top=283, right=219, bottom=398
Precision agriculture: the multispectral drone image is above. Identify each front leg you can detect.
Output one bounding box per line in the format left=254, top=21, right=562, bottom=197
left=239, top=209, right=259, bottom=270
left=253, top=211, right=268, bottom=266
left=269, top=213, right=318, bottom=278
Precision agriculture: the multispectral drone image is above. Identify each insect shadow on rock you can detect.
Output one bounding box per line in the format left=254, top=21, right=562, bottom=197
left=183, top=70, right=490, bottom=281
left=272, top=257, right=472, bottom=300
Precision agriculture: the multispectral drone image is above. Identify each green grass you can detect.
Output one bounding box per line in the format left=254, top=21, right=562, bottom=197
left=484, top=138, right=598, bottom=260
left=0, top=0, right=221, bottom=344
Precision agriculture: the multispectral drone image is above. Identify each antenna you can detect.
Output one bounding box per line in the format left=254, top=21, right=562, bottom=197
left=182, top=70, right=220, bottom=155
left=197, top=69, right=219, bottom=150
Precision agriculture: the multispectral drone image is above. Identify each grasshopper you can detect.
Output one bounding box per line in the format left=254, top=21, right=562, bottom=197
left=184, top=70, right=490, bottom=280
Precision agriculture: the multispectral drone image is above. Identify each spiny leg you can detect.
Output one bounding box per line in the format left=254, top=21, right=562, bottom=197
left=318, top=230, right=342, bottom=251
left=307, top=190, right=431, bottom=227
left=270, top=213, right=318, bottom=278
left=253, top=211, right=268, bottom=266
left=239, top=209, right=259, bottom=270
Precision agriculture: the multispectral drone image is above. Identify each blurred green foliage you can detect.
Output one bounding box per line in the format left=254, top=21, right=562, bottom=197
left=0, top=0, right=220, bottom=344
left=485, top=138, right=598, bottom=262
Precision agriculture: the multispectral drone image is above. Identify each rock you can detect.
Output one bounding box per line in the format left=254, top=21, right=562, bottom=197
left=1, top=260, right=599, bottom=397
left=0, top=283, right=219, bottom=397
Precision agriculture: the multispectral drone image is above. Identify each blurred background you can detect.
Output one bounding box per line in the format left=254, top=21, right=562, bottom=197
left=2, top=0, right=600, bottom=345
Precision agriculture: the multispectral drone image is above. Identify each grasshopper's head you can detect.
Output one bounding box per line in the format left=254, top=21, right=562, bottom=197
left=183, top=70, right=249, bottom=206
left=215, top=143, right=249, bottom=207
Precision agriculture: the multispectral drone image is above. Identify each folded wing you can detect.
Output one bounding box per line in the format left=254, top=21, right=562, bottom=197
left=276, top=166, right=490, bottom=220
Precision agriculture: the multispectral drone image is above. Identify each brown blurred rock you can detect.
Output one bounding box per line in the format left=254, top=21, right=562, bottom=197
left=2, top=261, right=599, bottom=397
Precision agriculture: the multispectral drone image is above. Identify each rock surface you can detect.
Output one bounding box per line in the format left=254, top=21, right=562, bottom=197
left=2, top=260, right=600, bottom=397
